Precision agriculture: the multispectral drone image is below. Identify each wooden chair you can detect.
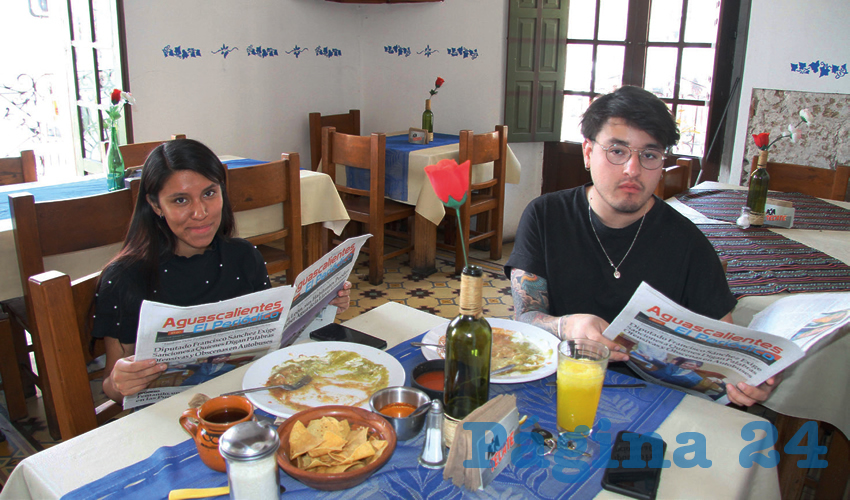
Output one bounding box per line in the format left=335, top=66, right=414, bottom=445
left=1, top=189, right=134, bottom=437
left=654, top=158, right=694, bottom=199
left=227, top=154, right=304, bottom=283
left=116, top=134, right=187, bottom=176
left=439, top=125, right=508, bottom=275
left=751, top=157, right=850, bottom=201
left=26, top=270, right=122, bottom=440
left=309, top=110, right=360, bottom=171
left=322, top=127, right=414, bottom=285
left=0, top=150, right=37, bottom=186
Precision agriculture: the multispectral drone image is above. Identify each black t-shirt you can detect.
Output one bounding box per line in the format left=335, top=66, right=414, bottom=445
left=92, top=236, right=271, bottom=345
left=505, top=185, right=736, bottom=323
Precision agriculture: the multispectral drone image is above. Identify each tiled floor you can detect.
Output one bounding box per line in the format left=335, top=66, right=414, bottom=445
left=0, top=245, right=514, bottom=490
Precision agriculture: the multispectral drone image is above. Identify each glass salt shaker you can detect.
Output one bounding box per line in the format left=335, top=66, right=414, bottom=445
left=219, top=421, right=280, bottom=500
left=419, top=399, right=447, bottom=469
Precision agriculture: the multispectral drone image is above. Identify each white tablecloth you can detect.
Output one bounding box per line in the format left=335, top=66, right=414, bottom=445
left=667, top=181, right=850, bottom=438
left=0, top=302, right=779, bottom=500
left=0, top=169, right=349, bottom=301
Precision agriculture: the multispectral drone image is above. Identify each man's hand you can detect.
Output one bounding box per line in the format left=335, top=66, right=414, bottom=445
left=725, top=373, right=782, bottom=406
left=559, top=314, right=629, bottom=362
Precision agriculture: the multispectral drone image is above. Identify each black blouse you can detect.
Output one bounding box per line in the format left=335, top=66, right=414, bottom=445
left=91, top=236, right=271, bottom=345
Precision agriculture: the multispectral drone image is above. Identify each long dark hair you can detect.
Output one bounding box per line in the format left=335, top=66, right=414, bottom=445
left=104, top=138, right=236, bottom=295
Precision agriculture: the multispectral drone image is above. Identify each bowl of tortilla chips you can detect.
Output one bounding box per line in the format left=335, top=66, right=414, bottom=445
left=276, top=405, right=397, bottom=490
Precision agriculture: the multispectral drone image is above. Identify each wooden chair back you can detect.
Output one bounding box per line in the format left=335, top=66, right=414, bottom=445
left=322, top=126, right=414, bottom=285
left=753, top=156, right=850, bottom=201
left=27, top=270, right=121, bottom=440
left=4, top=188, right=134, bottom=438
left=309, top=110, right=360, bottom=171
left=442, top=125, right=508, bottom=274
left=654, top=158, right=694, bottom=199
left=226, top=154, right=304, bottom=283
left=0, top=150, right=37, bottom=186
left=118, top=134, right=187, bottom=175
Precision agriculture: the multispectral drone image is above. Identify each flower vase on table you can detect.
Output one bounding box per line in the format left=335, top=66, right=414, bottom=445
left=746, top=149, right=770, bottom=226
left=421, top=77, right=444, bottom=143
left=103, top=88, right=135, bottom=192
left=105, top=124, right=125, bottom=191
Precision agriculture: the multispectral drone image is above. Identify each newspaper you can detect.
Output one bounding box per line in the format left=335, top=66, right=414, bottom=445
left=604, top=282, right=850, bottom=405
left=124, top=234, right=370, bottom=408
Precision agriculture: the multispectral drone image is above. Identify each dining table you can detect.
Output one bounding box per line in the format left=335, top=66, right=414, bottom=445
left=0, top=158, right=350, bottom=302
left=0, top=301, right=780, bottom=500
left=665, top=181, right=850, bottom=440
left=332, top=132, right=522, bottom=274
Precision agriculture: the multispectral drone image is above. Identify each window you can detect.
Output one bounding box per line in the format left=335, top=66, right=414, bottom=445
left=67, top=0, right=128, bottom=175
left=561, top=0, right=720, bottom=157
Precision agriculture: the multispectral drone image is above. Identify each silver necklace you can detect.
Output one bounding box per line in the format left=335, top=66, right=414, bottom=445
left=587, top=199, right=646, bottom=279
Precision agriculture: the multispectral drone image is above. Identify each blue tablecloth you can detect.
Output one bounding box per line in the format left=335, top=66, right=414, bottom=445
left=62, top=333, right=684, bottom=500
left=346, top=133, right=459, bottom=202
left=0, top=159, right=266, bottom=222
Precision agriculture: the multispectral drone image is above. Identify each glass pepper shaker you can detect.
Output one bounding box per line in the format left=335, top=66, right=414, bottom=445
left=419, top=399, right=447, bottom=469
left=219, top=421, right=280, bottom=500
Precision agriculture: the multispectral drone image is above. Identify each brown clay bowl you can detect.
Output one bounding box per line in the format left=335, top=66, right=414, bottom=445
left=276, top=405, right=397, bottom=491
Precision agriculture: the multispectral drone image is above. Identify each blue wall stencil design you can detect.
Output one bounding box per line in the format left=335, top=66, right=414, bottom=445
left=212, top=44, right=238, bottom=59
left=417, top=45, right=439, bottom=57
left=286, top=46, right=309, bottom=58
left=162, top=45, right=202, bottom=59
left=447, top=46, right=478, bottom=60
left=791, top=61, right=847, bottom=79
left=247, top=45, right=278, bottom=58
left=316, top=46, right=342, bottom=58
left=384, top=45, right=411, bottom=57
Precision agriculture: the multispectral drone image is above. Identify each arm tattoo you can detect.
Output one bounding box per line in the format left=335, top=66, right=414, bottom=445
left=510, top=269, right=559, bottom=337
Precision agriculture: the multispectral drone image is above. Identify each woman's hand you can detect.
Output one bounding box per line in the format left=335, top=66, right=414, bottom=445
left=559, top=314, right=629, bottom=362
left=103, top=338, right=167, bottom=402
left=329, top=281, right=352, bottom=313
left=109, top=355, right=167, bottom=398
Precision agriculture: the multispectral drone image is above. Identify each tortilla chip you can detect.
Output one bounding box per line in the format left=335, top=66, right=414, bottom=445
left=307, top=430, right=348, bottom=457
left=290, top=421, right=323, bottom=459
left=347, top=441, right=377, bottom=462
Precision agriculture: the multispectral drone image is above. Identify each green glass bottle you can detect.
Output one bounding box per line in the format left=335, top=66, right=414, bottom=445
left=443, top=265, right=492, bottom=425
left=746, top=150, right=770, bottom=226
left=105, top=124, right=125, bottom=192
left=422, top=99, right=433, bottom=142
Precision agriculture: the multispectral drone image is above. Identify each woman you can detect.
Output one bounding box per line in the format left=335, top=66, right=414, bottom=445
left=92, top=139, right=351, bottom=402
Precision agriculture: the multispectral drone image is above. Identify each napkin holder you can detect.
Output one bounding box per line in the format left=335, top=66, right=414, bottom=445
left=764, top=198, right=795, bottom=228
left=443, top=394, right=518, bottom=490
left=409, top=127, right=430, bottom=145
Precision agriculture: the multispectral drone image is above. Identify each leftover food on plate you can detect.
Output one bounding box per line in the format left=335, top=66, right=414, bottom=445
left=437, top=327, right=551, bottom=375
left=266, top=351, right=389, bottom=412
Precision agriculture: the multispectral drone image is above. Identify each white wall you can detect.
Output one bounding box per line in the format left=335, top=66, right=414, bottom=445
left=124, top=0, right=543, bottom=240
left=727, top=0, right=850, bottom=184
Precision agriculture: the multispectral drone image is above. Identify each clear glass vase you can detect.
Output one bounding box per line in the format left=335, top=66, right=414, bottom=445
left=105, top=124, right=125, bottom=191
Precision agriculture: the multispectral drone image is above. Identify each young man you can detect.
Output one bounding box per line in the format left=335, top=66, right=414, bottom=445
left=505, top=86, right=777, bottom=406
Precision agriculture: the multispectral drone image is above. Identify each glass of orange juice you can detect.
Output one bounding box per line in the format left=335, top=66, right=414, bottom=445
left=557, top=339, right=610, bottom=437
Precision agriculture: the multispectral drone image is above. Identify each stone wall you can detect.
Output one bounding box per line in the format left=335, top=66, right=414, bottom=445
left=742, top=89, right=850, bottom=183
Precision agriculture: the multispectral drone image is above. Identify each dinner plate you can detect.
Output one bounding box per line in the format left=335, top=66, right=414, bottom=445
left=242, top=341, right=405, bottom=417
left=420, top=318, right=558, bottom=384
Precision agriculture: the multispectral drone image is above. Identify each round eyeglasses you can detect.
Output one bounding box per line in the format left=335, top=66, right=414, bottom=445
left=594, top=142, right=666, bottom=170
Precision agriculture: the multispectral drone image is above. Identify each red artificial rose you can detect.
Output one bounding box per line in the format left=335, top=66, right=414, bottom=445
left=424, top=159, right=470, bottom=209
left=752, top=132, right=770, bottom=150
left=435, top=77, right=445, bottom=88
left=111, top=89, right=122, bottom=105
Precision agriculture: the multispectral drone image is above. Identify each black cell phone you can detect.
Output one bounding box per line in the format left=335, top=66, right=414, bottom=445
left=309, top=323, right=388, bottom=350
left=601, top=430, right=667, bottom=500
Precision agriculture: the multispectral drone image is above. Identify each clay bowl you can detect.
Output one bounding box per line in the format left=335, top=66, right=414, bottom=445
left=411, top=359, right=445, bottom=401
left=276, top=405, right=397, bottom=491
